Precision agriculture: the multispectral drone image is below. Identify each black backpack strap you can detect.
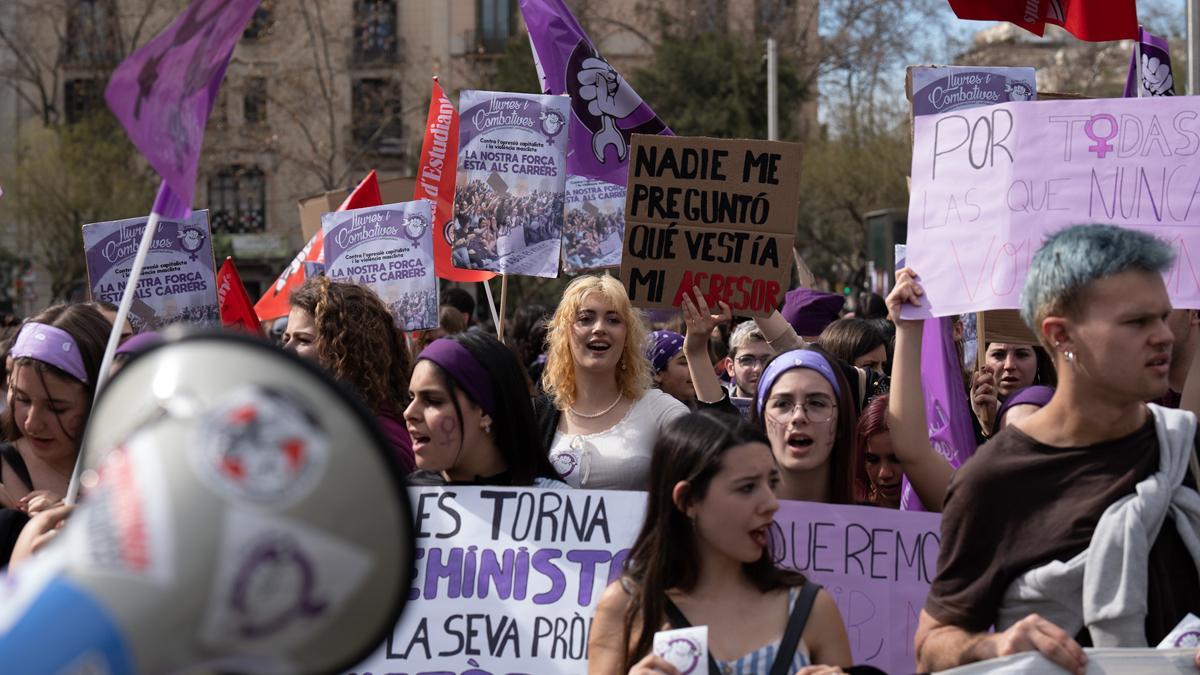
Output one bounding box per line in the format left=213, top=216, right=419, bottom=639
left=663, top=597, right=723, bottom=675
left=0, top=444, right=32, bottom=493
left=769, top=582, right=821, bottom=675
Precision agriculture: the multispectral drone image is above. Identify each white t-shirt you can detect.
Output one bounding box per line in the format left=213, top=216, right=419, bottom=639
left=548, top=389, right=689, bottom=490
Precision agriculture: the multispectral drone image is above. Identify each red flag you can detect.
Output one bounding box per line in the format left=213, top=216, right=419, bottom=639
left=415, top=78, right=495, bottom=282
left=947, top=0, right=1136, bottom=42
left=254, top=171, right=383, bottom=320
left=217, top=257, right=264, bottom=336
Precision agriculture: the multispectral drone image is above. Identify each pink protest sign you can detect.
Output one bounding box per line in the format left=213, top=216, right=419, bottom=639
left=906, top=97, right=1200, bottom=317
left=772, top=500, right=941, bottom=675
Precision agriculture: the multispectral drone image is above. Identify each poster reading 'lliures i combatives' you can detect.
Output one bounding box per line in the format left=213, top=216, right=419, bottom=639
left=452, top=90, right=570, bottom=278
left=83, top=211, right=218, bottom=331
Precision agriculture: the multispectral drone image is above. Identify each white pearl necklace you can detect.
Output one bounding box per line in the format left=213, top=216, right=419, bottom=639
left=568, top=393, right=623, bottom=419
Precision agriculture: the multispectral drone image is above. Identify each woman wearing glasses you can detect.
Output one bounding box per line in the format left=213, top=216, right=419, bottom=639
left=752, top=346, right=858, bottom=504
left=681, top=290, right=858, bottom=503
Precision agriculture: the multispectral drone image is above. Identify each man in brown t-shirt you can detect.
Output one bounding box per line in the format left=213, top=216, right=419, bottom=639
left=899, top=225, right=1200, bottom=673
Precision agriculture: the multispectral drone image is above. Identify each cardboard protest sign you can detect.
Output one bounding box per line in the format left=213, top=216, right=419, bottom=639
left=322, top=201, right=438, bottom=331
left=349, top=487, right=939, bottom=674
left=906, top=97, right=1200, bottom=317
left=620, top=135, right=802, bottom=318
left=452, top=90, right=570, bottom=278
left=562, top=177, right=625, bottom=273
left=908, top=66, right=1037, bottom=117
left=83, top=211, right=218, bottom=330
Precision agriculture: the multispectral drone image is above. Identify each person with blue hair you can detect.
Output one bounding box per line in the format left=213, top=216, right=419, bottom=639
left=912, top=224, right=1200, bottom=673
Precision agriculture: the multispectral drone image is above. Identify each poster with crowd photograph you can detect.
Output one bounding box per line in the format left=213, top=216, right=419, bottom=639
left=322, top=200, right=438, bottom=331
left=452, top=90, right=570, bottom=278
left=348, top=487, right=940, bottom=675
left=83, top=210, right=218, bottom=331
left=561, top=177, right=625, bottom=273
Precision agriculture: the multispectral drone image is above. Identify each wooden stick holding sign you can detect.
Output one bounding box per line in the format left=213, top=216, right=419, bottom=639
left=498, top=275, right=509, bottom=344
left=619, top=134, right=803, bottom=318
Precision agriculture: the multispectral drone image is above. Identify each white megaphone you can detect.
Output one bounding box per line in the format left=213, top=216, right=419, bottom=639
left=0, top=331, right=414, bottom=674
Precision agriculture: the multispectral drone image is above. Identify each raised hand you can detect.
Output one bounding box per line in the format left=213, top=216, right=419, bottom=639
left=887, top=267, right=925, bottom=324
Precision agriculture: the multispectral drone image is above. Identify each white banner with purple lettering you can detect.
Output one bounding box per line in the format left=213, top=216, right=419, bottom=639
left=348, top=488, right=940, bottom=675
left=452, top=90, right=569, bottom=278
left=323, top=201, right=438, bottom=331
left=83, top=210, right=218, bottom=331
left=906, top=97, right=1200, bottom=317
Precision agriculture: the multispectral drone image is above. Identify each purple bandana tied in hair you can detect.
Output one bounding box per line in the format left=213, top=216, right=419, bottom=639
left=10, top=322, right=89, bottom=384
left=756, top=349, right=841, bottom=418
left=646, top=330, right=684, bottom=374
left=417, top=339, right=497, bottom=418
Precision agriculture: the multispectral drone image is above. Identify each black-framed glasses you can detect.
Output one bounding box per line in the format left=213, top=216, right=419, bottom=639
left=765, top=396, right=838, bottom=423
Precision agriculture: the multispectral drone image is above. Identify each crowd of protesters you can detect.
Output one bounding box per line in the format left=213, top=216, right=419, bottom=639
left=562, top=206, right=622, bottom=272
left=3, top=223, right=1200, bottom=673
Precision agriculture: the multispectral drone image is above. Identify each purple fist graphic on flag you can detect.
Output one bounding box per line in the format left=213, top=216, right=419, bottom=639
left=576, top=56, right=644, bottom=163
left=1142, top=54, right=1173, bottom=95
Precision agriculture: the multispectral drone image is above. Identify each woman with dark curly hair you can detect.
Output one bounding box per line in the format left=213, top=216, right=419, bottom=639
left=286, top=276, right=415, bottom=472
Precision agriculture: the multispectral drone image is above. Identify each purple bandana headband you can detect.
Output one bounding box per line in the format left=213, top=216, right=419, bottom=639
left=10, top=322, right=89, bottom=384
left=756, top=349, right=841, bottom=418
left=418, top=338, right=497, bottom=418
left=647, top=330, right=684, bottom=374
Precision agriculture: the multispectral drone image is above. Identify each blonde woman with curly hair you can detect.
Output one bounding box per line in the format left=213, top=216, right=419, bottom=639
left=534, top=275, right=688, bottom=490
left=285, top=276, right=415, bottom=472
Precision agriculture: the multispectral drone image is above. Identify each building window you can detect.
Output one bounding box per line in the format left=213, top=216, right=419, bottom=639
left=66, top=0, right=116, bottom=66
left=243, top=1, right=273, bottom=39
left=476, top=0, right=516, bottom=53
left=352, top=78, right=403, bottom=155
left=208, top=166, right=266, bottom=234
left=64, top=77, right=104, bottom=124
left=353, top=0, right=398, bottom=64
left=244, top=77, right=267, bottom=125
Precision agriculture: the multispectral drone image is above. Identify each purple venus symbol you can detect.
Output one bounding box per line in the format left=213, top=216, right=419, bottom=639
left=1084, top=114, right=1118, bottom=159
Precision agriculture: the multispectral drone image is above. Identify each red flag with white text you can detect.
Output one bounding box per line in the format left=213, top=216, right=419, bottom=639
left=254, top=171, right=383, bottom=320
left=947, top=0, right=1136, bottom=42
left=415, top=78, right=494, bottom=282
left=217, top=257, right=264, bottom=336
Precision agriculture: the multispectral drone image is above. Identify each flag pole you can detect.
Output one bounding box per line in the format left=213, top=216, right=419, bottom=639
left=1135, top=29, right=1144, bottom=98
left=482, top=278, right=501, bottom=335
left=1190, top=0, right=1200, bottom=95
left=497, top=275, right=509, bottom=344
left=65, top=206, right=163, bottom=504
left=766, top=37, right=778, bottom=141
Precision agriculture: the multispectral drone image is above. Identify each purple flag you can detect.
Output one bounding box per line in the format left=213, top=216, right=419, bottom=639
left=105, top=0, right=261, bottom=218
left=1124, top=26, right=1175, bottom=98
left=901, top=317, right=977, bottom=511
left=519, top=0, right=671, bottom=187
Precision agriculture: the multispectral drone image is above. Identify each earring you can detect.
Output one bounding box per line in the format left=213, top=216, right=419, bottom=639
left=1064, top=350, right=1075, bottom=363
left=483, top=422, right=492, bottom=434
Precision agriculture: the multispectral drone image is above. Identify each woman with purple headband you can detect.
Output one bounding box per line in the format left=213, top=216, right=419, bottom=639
left=752, top=345, right=859, bottom=504
left=405, top=331, right=566, bottom=487
left=646, top=330, right=694, bottom=407
left=0, top=304, right=109, bottom=516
